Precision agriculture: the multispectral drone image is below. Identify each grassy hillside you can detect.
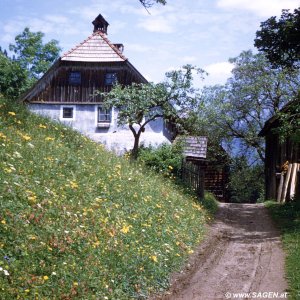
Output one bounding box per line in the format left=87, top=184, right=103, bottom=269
left=0, top=98, right=217, bottom=299
left=266, top=201, right=300, bottom=299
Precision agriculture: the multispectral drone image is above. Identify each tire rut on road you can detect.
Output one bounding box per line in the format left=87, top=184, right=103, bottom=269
left=154, top=203, right=287, bottom=300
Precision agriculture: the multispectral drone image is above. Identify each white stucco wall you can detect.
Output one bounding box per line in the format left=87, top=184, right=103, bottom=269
left=28, top=104, right=172, bottom=154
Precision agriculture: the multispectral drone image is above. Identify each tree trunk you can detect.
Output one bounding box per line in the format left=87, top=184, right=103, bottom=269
left=129, top=124, right=142, bottom=160
left=131, top=134, right=141, bottom=160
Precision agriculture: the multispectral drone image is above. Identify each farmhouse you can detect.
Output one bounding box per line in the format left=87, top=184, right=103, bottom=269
left=259, top=101, right=300, bottom=202
left=20, top=14, right=174, bottom=153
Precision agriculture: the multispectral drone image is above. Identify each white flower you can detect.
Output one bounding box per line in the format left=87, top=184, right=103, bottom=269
left=3, top=269, right=9, bottom=276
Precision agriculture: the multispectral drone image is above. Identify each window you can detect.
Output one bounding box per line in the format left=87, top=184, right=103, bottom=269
left=63, top=107, right=73, bottom=119
left=98, top=106, right=111, bottom=123
left=69, top=71, right=81, bottom=85
left=105, top=73, right=117, bottom=85
left=60, top=106, right=76, bottom=121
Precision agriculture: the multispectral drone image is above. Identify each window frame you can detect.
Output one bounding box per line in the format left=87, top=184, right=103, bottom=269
left=104, top=73, right=117, bottom=86
left=60, top=105, right=76, bottom=121
left=97, top=106, right=111, bottom=123
left=68, top=71, right=81, bottom=85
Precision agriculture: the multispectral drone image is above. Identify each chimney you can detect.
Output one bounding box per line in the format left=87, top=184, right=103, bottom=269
left=113, top=43, right=124, bottom=53
left=92, top=14, right=109, bottom=34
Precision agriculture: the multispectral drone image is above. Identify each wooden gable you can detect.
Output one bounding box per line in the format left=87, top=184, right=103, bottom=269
left=21, top=15, right=147, bottom=104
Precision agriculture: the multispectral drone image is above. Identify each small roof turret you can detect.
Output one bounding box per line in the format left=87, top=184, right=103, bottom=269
left=92, top=14, right=109, bottom=34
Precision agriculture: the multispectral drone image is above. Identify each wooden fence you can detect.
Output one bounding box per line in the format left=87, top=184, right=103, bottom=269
left=181, top=160, right=205, bottom=198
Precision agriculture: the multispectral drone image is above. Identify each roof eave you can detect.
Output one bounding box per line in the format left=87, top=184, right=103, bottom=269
left=19, top=59, right=61, bottom=103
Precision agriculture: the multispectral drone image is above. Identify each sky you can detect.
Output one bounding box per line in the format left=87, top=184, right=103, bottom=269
left=0, top=0, right=299, bottom=87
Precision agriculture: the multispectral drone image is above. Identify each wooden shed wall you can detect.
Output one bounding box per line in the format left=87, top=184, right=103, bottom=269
left=186, top=158, right=229, bottom=201
left=265, top=132, right=300, bottom=199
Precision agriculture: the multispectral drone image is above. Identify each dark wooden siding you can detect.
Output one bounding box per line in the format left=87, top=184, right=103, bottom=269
left=28, top=61, right=146, bottom=103
left=185, top=158, right=229, bottom=201
left=265, top=132, right=300, bottom=199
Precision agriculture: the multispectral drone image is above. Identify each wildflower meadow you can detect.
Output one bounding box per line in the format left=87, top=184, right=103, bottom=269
left=0, top=98, right=217, bottom=299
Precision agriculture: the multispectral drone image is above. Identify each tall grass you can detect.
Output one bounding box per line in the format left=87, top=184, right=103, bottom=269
left=266, top=201, right=300, bottom=299
left=0, top=98, right=217, bottom=299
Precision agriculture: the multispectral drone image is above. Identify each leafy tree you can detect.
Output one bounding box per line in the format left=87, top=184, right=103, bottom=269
left=9, top=27, right=61, bottom=80
left=228, top=156, right=265, bottom=203
left=102, top=65, right=205, bottom=159
left=0, top=46, right=8, bottom=57
left=255, top=8, right=300, bottom=154
left=276, top=97, right=300, bottom=142
left=192, top=50, right=300, bottom=163
left=255, top=7, right=300, bottom=69
left=0, top=52, right=30, bottom=99
left=183, top=84, right=232, bottom=161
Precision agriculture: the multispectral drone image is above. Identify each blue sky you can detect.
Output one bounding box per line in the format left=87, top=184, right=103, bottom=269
left=0, top=0, right=299, bottom=87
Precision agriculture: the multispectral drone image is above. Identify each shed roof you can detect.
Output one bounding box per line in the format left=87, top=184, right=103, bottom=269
left=61, top=30, right=127, bottom=62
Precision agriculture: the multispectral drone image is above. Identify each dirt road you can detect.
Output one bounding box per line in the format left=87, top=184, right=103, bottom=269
left=156, top=203, right=287, bottom=300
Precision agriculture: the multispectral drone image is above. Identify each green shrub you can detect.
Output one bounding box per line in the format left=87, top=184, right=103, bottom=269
left=137, top=142, right=184, bottom=177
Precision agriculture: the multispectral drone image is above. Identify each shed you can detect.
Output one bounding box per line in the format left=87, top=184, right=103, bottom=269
left=180, top=136, right=230, bottom=201
left=259, top=101, right=300, bottom=202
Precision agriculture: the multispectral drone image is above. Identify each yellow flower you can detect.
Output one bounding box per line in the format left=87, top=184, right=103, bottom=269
left=70, top=181, right=78, bottom=189
left=1, top=220, right=6, bottom=224
left=43, top=275, right=49, bottom=281
left=120, top=224, right=131, bottom=234
left=25, top=289, right=30, bottom=293
left=3, top=168, right=12, bottom=173
left=73, top=282, right=79, bottom=286
left=28, top=195, right=37, bottom=204
left=21, top=134, right=32, bottom=141
left=45, top=137, right=55, bottom=141
left=150, top=255, right=158, bottom=262
left=192, top=203, right=203, bottom=211
left=92, top=240, right=100, bottom=248
left=168, top=165, right=173, bottom=170
left=8, top=111, right=16, bottom=116
left=0, top=132, right=7, bottom=140
left=38, top=124, right=47, bottom=129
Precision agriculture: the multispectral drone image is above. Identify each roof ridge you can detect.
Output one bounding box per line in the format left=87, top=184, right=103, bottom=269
left=61, top=32, right=96, bottom=58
